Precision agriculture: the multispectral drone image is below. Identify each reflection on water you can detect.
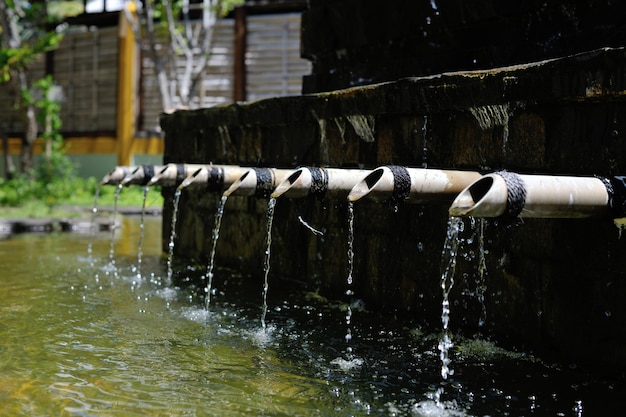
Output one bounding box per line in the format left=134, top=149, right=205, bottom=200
left=0, top=216, right=623, bottom=416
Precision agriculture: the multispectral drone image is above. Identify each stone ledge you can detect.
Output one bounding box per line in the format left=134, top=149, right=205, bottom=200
left=0, top=207, right=161, bottom=237
left=160, top=46, right=626, bottom=368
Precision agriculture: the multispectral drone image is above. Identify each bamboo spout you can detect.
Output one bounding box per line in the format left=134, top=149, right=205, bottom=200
left=225, top=168, right=294, bottom=197
left=175, top=165, right=249, bottom=191
left=347, top=166, right=482, bottom=204
left=147, top=164, right=201, bottom=186
left=271, top=167, right=371, bottom=199
left=101, top=166, right=135, bottom=185
left=146, top=163, right=248, bottom=189
left=448, top=172, right=623, bottom=219
left=119, top=165, right=163, bottom=186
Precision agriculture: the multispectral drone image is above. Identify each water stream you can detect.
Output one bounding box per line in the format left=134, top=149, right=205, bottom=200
left=166, top=188, right=182, bottom=283
left=439, top=216, right=464, bottom=381
left=261, top=197, right=277, bottom=330
left=86, top=183, right=101, bottom=261
left=107, top=184, right=123, bottom=278
left=330, top=201, right=364, bottom=374
left=345, top=201, right=355, bottom=349
left=204, top=194, right=228, bottom=309
left=134, top=185, right=150, bottom=279
left=1, top=216, right=623, bottom=416
left=475, top=218, right=488, bottom=327
left=421, top=115, right=430, bottom=168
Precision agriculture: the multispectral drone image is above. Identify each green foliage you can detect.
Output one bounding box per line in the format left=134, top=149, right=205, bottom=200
left=1, top=72, right=87, bottom=211
left=24, top=75, right=72, bottom=183
left=0, top=47, right=31, bottom=82
left=0, top=171, right=78, bottom=208
left=0, top=1, right=64, bottom=83
left=0, top=174, right=163, bottom=216
left=96, top=183, right=163, bottom=208
left=219, top=0, right=245, bottom=16
left=47, top=0, right=83, bottom=20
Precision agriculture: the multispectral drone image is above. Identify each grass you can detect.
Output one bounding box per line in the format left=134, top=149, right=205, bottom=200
left=0, top=176, right=163, bottom=219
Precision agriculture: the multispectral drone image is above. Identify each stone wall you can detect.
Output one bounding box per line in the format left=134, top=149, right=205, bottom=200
left=162, top=48, right=626, bottom=369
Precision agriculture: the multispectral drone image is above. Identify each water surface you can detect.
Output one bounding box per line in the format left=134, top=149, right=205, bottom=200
left=0, top=216, right=622, bottom=416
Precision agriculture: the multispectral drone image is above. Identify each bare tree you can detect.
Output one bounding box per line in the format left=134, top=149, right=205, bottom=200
left=129, top=0, right=241, bottom=112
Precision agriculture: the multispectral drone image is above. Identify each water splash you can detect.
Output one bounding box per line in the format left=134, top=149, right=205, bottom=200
left=573, top=400, right=584, bottom=417
left=166, top=189, right=183, bottom=283
left=260, top=197, right=277, bottom=331
left=408, top=390, right=467, bottom=417
left=439, top=217, right=464, bottom=380
left=204, top=194, right=228, bottom=310
left=135, top=186, right=150, bottom=279
left=329, top=356, right=363, bottom=372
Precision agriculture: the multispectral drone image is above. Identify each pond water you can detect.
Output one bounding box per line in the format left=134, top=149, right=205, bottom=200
left=0, top=215, right=623, bottom=416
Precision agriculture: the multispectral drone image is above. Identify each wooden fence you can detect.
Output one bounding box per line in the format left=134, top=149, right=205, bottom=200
left=0, top=8, right=311, bottom=164
left=140, top=12, right=309, bottom=133
left=55, top=26, right=119, bottom=134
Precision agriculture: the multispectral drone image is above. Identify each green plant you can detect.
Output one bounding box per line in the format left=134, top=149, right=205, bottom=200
left=0, top=175, right=164, bottom=217
left=21, top=75, right=74, bottom=179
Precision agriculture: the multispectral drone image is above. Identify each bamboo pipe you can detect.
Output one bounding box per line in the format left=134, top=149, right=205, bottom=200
left=271, top=167, right=371, bottom=199
left=119, top=164, right=164, bottom=186
left=175, top=165, right=250, bottom=191
left=101, top=165, right=136, bottom=185
left=146, top=163, right=223, bottom=187
left=347, top=166, right=482, bottom=204
left=448, top=171, right=626, bottom=219
left=224, top=168, right=294, bottom=197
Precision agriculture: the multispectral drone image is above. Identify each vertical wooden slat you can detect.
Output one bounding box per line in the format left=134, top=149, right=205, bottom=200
left=92, top=30, right=99, bottom=130
left=117, top=5, right=137, bottom=166
left=1, top=10, right=311, bottom=135
left=244, top=13, right=311, bottom=101
left=281, top=20, right=288, bottom=96
left=137, top=47, right=146, bottom=131
left=233, top=6, right=247, bottom=102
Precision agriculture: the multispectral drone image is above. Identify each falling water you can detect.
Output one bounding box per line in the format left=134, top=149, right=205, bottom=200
left=345, top=201, right=355, bottom=349
left=204, top=194, right=228, bottom=310
left=87, top=183, right=102, bottom=262
left=421, top=115, right=429, bottom=168
left=346, top=114, right=376, bottom=143
left=166, top=189, right=183, bottom=283
left=260, top=197, right=277, bottom=330
left=469, top=104, right=511, bottom=156
left=475, top=218, right=488, bottom=327
left=330, top=201, right=364, bottom=371
left=134, top=186, right=150, bottom=279
left=438, top=216, right=463, bottom=380
left=108, top=184, right=123, bottom=273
